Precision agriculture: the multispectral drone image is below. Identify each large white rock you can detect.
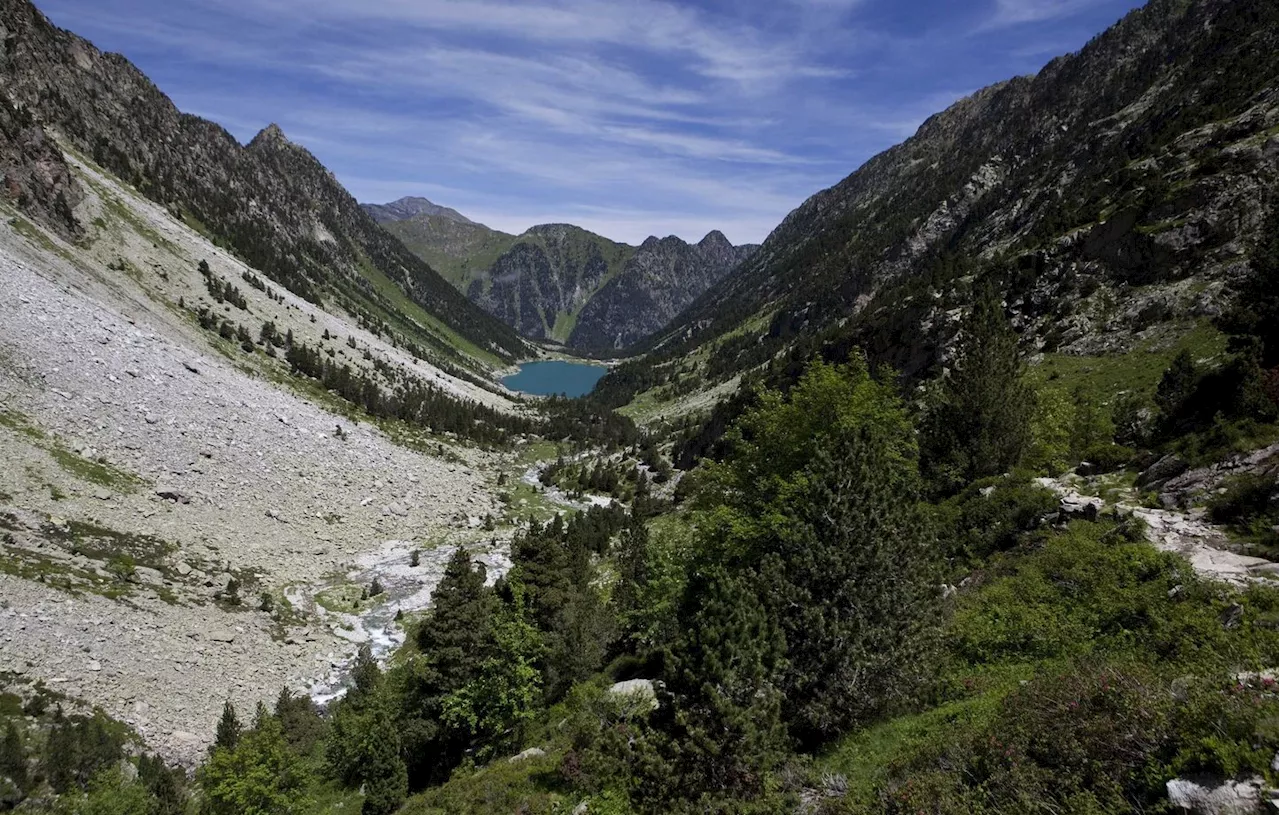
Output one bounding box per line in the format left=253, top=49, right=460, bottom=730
left=607, top=678, right=658, bottom=711
left=1165, top=776, right=1265, bottom=814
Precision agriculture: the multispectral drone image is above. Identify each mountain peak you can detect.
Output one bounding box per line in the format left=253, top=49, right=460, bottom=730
left=361, top=196, right=477, bottom=226
left=249, top=122, right=290, bottom=148
left=698, top=229, right=731, bottom=250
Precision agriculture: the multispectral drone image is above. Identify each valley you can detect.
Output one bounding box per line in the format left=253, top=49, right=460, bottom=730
left=0, top=0, right=1276, bottom=813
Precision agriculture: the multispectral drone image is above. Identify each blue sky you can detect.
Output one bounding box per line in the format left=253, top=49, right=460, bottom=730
left=36, top=0, right=1145, bottom=245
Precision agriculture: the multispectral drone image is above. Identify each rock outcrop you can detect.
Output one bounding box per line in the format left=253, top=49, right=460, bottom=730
left=639, top=0, right=1278, bottom=380
left=0, top=0, right=526, bottom=362
left=569, top=231, right=757, bottom=350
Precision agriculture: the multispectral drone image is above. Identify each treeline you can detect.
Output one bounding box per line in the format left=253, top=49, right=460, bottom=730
left=0, top=689, right=186, bottom=814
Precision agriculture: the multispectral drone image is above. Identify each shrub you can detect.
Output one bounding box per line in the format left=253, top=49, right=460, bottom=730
left=1207, top=471, right=1278, bottom=526
left=938, top=477, right=1058, bottom=564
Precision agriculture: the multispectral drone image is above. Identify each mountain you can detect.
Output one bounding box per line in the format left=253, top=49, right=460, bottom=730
left=632, top=0, right=1276, bottom=386
left=361, top=195, right=477, bottom=226
left=466, top=223, right=635, bottom=343
left=0, top=0, right=528, bottom=368
left=371, top=207, right=518, bottom=292
left=568, top=230, right=757, bottom=350
left=365, top=200, right=758, bottom=350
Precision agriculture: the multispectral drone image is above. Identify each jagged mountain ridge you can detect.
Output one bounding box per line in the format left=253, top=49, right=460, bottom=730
left=0, top=0, right=527, bottom=366
left=634, top=0, right=1276, bottom=382
left=363, top=195, right=757, bottom=350
left=467, top=222, right=635, bottom=344
left=569, top=229, right=757, bottom=350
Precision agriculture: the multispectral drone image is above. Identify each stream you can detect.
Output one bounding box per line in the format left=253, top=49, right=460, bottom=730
left=302, top=457, right=615, bottom=706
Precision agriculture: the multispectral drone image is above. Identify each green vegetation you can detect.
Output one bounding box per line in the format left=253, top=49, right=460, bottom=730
left=0, top=409, right=142, bottom=491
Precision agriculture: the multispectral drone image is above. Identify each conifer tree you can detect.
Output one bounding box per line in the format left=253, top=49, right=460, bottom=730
left=415, top=547, right=494, bottom=692
left=763, top=428, right=937, bottom=745
left=649, top=564, right=788, bottom=805
left=922, top=289, right=1033, bottom=492
left=0, top=722, right=26, bottom=792
left=213, top=700, right=241, bottom=753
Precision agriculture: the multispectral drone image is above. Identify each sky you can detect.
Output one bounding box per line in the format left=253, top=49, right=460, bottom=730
left=36, top=0, right=1146, bottom=245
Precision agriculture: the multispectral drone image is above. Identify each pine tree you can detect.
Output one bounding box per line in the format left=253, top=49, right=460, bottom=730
left=0, top=722, right=26, bottom=792
left=1155, top=349, right=1198, bottom=431
left=275, top=687, right=324, bottom=755
left=213, top=700, right=241, bottom=753
left=922, top=289, right=1033, bottom=492
left=648, top=564, right=788, bottom=806
left=762, top=428, right=938, bottom=746
left=415, top=547, right=495, bottom=692
left=611, top=515, right=650, bottom=641
left=199, top=709, right=307, bottom=815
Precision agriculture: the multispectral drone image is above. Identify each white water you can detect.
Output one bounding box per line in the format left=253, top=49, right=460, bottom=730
left=304, top=538, right=511, bottom=705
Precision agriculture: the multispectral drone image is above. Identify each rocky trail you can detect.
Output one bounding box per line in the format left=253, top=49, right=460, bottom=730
left=1037, top=445, right=1279, bottom=586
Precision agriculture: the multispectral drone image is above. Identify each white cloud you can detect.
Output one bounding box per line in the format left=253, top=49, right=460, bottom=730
left=980, top=0, right=1105, bottom=29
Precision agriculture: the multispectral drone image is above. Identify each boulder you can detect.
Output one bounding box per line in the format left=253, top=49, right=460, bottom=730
left=155, top=487, right=190, bottom=504
left=207, top=629, right=236, bottom=643
left=1058, top=493, right=1103, bottom=522
left=1136, top=454, right=1188, bottom=491
left=1165, top=776, right=1265, bottom=814
left=607, top=678, right=659, bottom=711
left=508, top=747, right=546, bottom=763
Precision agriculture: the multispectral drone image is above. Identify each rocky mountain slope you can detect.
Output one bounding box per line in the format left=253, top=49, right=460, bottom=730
left=466, top=223, right=635, bottom=344
left=569, top=230, right=757, bottom=350
left=364, top=198, right=757, bottom=351
left=631, top=0, right=1276, bottom=386
left=0, top=0, right=528, bottom=368
left=0, top=144, right=516, bottom=764
left=371, top=205, right=518, bottom=293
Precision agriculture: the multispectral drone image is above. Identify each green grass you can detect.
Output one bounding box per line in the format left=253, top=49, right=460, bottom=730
left=0, top=409, right=143, bottom=491
left=818, top=685, right=1010, bottom=800
left=4, top=210, right=84, bottom=268
left=355, top=254, right=504, bottom=369
left=1031, top=319, right=1228, bottom=406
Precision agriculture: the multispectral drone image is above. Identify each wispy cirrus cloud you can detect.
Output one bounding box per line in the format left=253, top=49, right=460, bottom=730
left=34, top=0, right=1146, bottom=243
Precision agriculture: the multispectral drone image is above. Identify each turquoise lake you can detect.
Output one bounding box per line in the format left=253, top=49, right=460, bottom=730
left=501, top=360, right=607, bottom=397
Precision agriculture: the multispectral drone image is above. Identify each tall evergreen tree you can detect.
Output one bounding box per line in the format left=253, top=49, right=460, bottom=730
left=644, top=565, right=788, bottom=809
left=922, top=289, right=1033, bottom=492
left=212, top=700, right=241, bottom=753
left=762, top=429, right=938, bottom=745
left=200, top=710, right=308, bottom=815
left=415, top=547, right=494, bottom=691
left=0, top=722, right=26, bottom=793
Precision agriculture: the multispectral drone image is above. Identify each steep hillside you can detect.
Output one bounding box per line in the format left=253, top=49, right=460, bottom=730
left=0, top=0, right=528, bottom=368
left=629, top=0, right=1276, bottom=389
left=377, top=211, right=518, bottom=292
left=0, top=141, right=517, bottom=764
left=569, top=230, right=757, bottom=350
left=468, top=223, right=635, bottom=343
left=371, top=204, right=758, bottom=350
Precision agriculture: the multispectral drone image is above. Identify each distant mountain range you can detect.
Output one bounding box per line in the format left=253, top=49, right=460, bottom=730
left=365, top=198, right=757, bottom=351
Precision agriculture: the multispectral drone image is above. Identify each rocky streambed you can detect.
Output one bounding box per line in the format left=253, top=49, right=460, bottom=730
left=301, top=537, right=512, bottom=705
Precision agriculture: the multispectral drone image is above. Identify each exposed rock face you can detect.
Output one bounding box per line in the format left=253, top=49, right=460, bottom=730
left=0, top=0, right=525, bottom=361
left=569, top=230, right=757, bottom=350
left=361, top=195, right=477, bottom=226
left=643, top=0, right=1278, bottom=377
left=0, top=98, right=81, bottom=239
left=361, top=194, right=758, bottom=350
left=468, top=223, right=634, bottom=343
